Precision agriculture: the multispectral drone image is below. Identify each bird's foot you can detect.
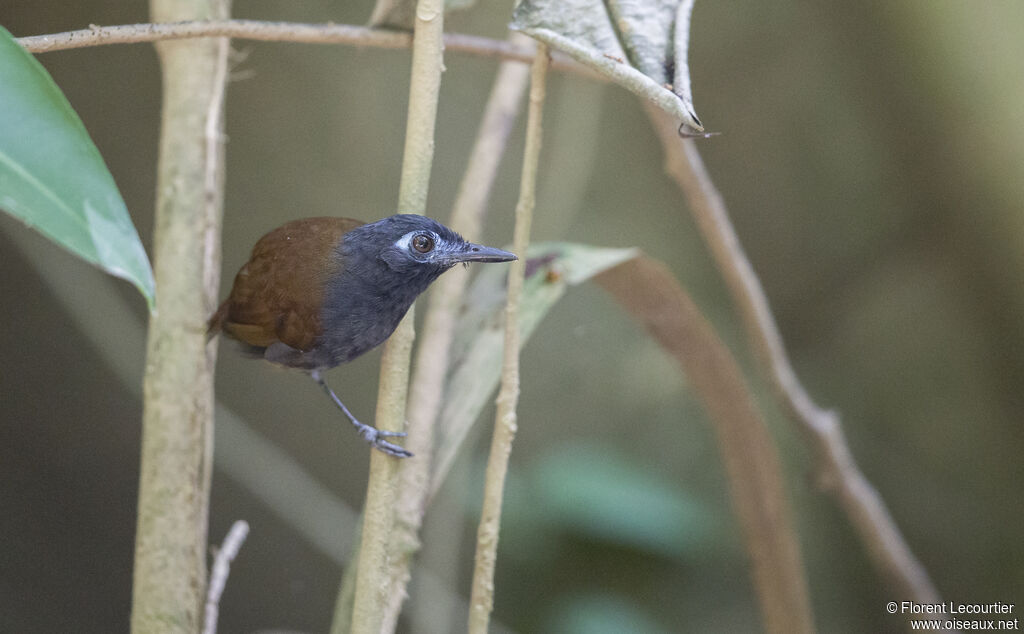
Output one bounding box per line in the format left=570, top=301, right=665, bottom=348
left=357, top=424, right=413, bottom=458
left=309, top=370, right=413, bottom=458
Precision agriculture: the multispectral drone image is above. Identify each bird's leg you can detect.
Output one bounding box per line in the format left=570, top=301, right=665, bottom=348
left=310, top=369, right=412, bottom=458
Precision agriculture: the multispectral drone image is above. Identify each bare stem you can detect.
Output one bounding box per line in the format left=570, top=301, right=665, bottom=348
left=16, top=19, right=594, bottom=77
left=425, top=40, right=536, bottom=499
left=378, top=32, right=535, bottom=633
left=467, top=44, right=549, bottom=634
left=344, top=0, right=446, bottom=633
left=347, top=326, right=412, bottom=634
left=132, top=1, right=231, bottom=633
left=645, top=104, right=942, bottom=605
left=203, top=520, right=250, bottom=634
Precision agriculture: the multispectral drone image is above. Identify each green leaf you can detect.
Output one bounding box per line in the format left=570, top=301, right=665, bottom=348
left=530, top=445, right=713, bottom=558
left=511, top=0, right=705, bottom=133
left=493, top=444, right=715, bottom=567
left=545, top=593, right=673, bottom=634
left=430, top=242, right=639, bottom=493
left=0, top=27, right=155, bottom=310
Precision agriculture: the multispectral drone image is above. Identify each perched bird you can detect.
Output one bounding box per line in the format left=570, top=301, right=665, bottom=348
left=209, top=214, right=516, bottom=457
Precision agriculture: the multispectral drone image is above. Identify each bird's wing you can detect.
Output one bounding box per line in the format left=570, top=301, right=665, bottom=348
left=211, top=217, right=364, bottom=351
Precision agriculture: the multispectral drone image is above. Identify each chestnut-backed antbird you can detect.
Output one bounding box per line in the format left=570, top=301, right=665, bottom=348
left=209, top=214, right=516, bottom=457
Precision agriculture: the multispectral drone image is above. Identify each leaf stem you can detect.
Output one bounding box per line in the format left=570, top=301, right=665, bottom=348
left=597, top=256, right=815, bottom=634
left=467, top=43, right=549, bottom=634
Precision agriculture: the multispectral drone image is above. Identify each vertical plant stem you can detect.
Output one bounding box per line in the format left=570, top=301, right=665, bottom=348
left=395, top=1, right=444, bottom=213
left=467, top=44, right=549, bottom=634
left=132, top=0, right=231, bottom=632
left=343, top=0, right=444, bottom=633
left=349, top=329, right=414, bottom=634
left=377, top=33, right=535, bottom=632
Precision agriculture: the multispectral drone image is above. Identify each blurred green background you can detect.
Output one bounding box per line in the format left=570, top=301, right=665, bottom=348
left=2, top=1, right=1022, bottom=632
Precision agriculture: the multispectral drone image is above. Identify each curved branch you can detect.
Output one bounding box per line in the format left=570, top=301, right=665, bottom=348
left=645, top=104, right=942, bottom=606
left=597, top=256, right=815, bottom=634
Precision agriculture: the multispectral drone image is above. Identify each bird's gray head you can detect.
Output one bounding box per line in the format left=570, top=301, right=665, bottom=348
left=371, top=214, right=516, bottom=273
left=319, top=214, right=514, bottom=367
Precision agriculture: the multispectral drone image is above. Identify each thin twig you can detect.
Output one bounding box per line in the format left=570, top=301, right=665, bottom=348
left=203, top=520, right=250, bottom=634
left=467, top=43, right=549, bottom=634
left=425, top=39, right=534, bottom=498
left=376, top=33, right=536, bottom=633
left=644, top=104, right=942, bottom=606
left=15, top=19, right=593, bottom=77
left=15, top=20, right=407, bottom=52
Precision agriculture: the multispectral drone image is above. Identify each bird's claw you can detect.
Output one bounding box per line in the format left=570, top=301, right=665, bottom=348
left=359, top=426, right=413, bottom=458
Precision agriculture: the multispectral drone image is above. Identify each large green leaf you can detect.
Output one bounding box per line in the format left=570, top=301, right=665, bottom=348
left=512, top=0, right=707, bottom=134
left=431, top=242, right=638, bottom=493
left=0, top=28, right=155, bottom=310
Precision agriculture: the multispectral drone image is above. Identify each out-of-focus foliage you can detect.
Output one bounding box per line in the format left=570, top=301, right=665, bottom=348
left=508, top=444, right=714, bottom=559
left=435, top=242, right=637, bottom=488
left=0, top=27, right=154, bottom=309
left=544, top=592, right=675, bottom=634
left=2, top=1, right=1023, bottom=633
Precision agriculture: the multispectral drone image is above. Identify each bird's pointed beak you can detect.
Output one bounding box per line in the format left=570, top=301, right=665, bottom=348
left=450, top=243, right=517, bottom=264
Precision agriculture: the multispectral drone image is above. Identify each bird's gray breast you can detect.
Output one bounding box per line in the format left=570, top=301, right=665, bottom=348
left=317, top=260, right=441, bottom=368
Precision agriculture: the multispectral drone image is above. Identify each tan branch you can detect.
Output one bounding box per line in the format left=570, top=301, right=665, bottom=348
left=15, top=19, right=593, bottom=77
left=597, top=256, right=815, bottom=634
left=345, top=0, right=446, bottom=633
left=131, top=1, right=231, bottom=632
left=378, top=32, right=535, bottom=632
left=468, top=43, right=549, bottom=634
left=645, top=104, right=942, bottom=607
left=426, top=39, right=534, bottom=498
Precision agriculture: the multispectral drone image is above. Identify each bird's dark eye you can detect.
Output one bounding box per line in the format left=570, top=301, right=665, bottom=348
left=412, top=234, right=434, bottom=253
